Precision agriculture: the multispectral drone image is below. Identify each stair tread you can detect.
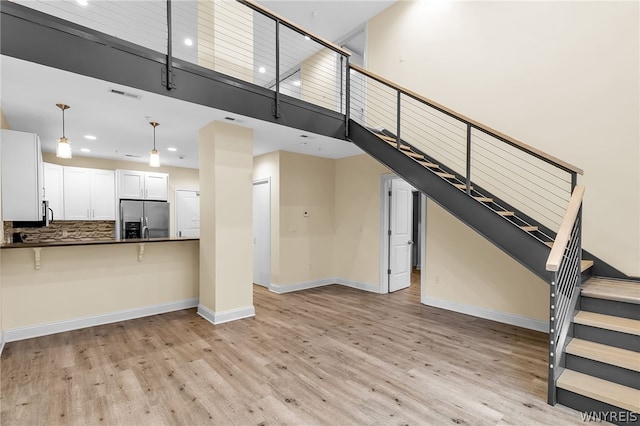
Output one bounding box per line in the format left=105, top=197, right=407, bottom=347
left=496, top=211, right=514, bottom=216
left=473, top=197, right=493, bottom=203
left=582, top=278, right=640, bottom=304
left=384, top=139, right=411, bottom=151
left=453, top=183, right=473, bottom=190
left=566, top=338, right=640, bottom=372
left=435, top=172, right=455, bottom=179
left=520, top=225, right=538, bottom=232
left=574, top=311, right=640, bottom=336
left=418, top=160, right=439, bottom=168
left=557, top=369, right=640, bottom=413
left=581, top=260, right=594, bottom=272
left=404, top=151, right=424, bottom=159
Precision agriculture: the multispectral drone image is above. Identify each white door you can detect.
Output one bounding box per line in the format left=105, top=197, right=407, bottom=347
left=389, top=179, right=413, bottom=292
left=175, top=190, right=200, bottom=237
left=253, top=180, right=270, bottom=287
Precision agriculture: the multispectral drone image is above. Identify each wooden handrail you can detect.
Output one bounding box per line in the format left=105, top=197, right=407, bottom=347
left=349, top=64, right=584, bottom=176
left=546, top=185, right=585, bottom=272
left=237, top=0, right=352, bottom=58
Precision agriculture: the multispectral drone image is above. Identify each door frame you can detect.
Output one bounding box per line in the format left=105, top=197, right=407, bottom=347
left=174, top=188, right=200, bottom=238
left=252, top=178, right=271, bottom=288
left=379, top=174, right=427, bottom=294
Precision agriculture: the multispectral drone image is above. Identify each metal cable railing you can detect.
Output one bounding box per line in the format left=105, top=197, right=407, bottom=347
left=348, top=64, right=583, bottom=237
left=545, top=185, right=584, bottom=405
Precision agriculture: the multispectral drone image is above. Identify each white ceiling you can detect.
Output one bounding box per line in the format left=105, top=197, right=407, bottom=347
left=0, top=0, right=397, bottom=169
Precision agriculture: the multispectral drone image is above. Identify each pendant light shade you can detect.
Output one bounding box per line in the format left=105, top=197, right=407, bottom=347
left=149, top=121, right=160, bottom=167
left=55, top=104, right=72, bottom=159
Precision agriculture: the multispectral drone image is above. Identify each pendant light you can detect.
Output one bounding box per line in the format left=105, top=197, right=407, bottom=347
left=149, top=121, right=160, bottom=167
left=55, top=103, right=72, bottom=159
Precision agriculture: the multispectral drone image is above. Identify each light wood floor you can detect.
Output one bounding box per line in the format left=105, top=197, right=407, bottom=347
left=1, top=280, right=589, bottom=425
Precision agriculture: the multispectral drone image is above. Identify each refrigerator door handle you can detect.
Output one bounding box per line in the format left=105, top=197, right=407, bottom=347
left=142, top=217, right=150, bottom=239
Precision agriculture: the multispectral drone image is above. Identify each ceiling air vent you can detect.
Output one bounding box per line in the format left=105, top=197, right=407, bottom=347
left=109, top=88, right=142, bottom=100
left=125, top=154, right=141, bottom=158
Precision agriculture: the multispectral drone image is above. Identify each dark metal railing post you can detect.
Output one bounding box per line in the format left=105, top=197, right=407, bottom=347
left=548, top=274, right=558, bottom=405
left=396, top=91, right=401, bottom=150
left=466, top=123, right=472, bottom=195
left=345, top=58, right=351, bottom=139
left=339, top=55, right=344, bottom=115
left=165, top=0, right=175, bottom=90
left=274, top=19, right=281, bottom=118
left=570, top=172, right=577, bottom=192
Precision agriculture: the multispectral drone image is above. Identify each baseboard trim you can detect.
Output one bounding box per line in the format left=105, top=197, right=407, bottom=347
left=269, top=278, right=336, bottom=294
left=422, top=296, right=549, bottom=332
left=335, top=278, right=381, bottom=294
left=3, top=298, right=199, bottom=343
left=197, top=304, right=255, bottom=325
left=269, top=277, right=380, bottom=294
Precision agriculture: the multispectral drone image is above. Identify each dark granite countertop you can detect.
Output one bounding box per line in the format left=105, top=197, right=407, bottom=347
left=1, top=237, right=199, bottom=249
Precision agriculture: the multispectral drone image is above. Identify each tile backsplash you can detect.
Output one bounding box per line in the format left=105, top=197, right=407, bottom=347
left=4, top=221, right=115, bottom=243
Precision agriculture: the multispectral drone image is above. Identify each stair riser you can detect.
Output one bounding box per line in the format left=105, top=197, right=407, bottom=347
left=580, top=297, right=640, bottom=320
left=565, top=354, right=640, bottom=390
left=573, top=324, right=640, bottom=352
left=557, top=389, right=639, bottom=425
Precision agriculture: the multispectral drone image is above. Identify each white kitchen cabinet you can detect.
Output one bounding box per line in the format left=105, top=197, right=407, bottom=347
left=91, top=169, right=116, bottom=220
left=1, top=129, right=44, bottom=221
left=63, top=167, right=115, bottom=220
left=145, top=172, right=169, bottom=200
left=43, top=162, right=64, bottom=220
left=116, top=169, right=168, bottom=201
left=118, top=170, right=145, bottom=199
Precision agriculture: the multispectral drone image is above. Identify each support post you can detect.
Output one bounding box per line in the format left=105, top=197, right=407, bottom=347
left=345, top=57, right=351, bottom=138
left=165, top=0, right=175, bottom=90
left=396, top=91, right=401, bottom=150
left=274, top=19, right=281, bottom=118
left=466, top=123, right=472, bottom=195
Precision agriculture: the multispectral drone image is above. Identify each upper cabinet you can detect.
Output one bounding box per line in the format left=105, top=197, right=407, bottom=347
left=1, top=129, right=43, bottom=221
left=43, top=162, right=64, bottom=220
left=116, top=170, right=168, bottom=201
left=63, top=167, right=115, bottom=220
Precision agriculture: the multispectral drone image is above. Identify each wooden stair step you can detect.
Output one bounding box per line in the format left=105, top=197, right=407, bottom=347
left=453, top=183, right=473, bottom=190
left=545, top=241, right=554, bottom=248
left=496, top=211, right=514, bottom=216
left=520, top=225, right=538, bottom=232
left=418, top=160, right=439, bottom=169
left=405, top=151, right=424, bottom=159
left=557, top=370, right=640, bottom=413
left=435, top=172, right=455, bottom=179
left=574, top=311, right=640, bottom=336
left=566, top=338, right=640, bottom=372
left=582, top=278, right=640, bottom=304
left=377, top=134, right=396, bottom=142
left=581, top=260, right=594, bottom=272
left=384, top=139, right=411, bottom=151
left=473, top=197, right=493, bottom=203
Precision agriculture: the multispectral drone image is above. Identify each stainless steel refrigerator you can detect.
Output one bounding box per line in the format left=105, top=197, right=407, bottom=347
left=120, top=200, right=170, bottom=239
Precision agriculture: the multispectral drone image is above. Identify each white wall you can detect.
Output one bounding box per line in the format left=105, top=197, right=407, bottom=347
left=367, top=0, right=640, bottom=276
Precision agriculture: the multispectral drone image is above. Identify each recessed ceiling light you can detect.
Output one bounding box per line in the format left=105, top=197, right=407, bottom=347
left=293, top=80, right=301, bottom=87
left=300, top=134, right=309, bottom=138
left=184, top=38, right=193, bottom=46
left=304, top=36, right=311, bottom=41
left=258, top=66, right=266, bottom=74
left=77, top=0, right=88, bottom=6
left=84, top=135, right=97, bottom=140
left=167, top=147, right=177, bottom=152
left=80, top=148, right=91, bottom=153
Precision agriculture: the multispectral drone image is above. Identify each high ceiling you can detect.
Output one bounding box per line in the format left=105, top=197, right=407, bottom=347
left=0, top=0, right=396, bottom=169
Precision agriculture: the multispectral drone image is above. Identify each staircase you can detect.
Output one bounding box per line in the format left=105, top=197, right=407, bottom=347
left=345, top=67, right=640, bottom=419
left=558, top=278, right=640, bottom=424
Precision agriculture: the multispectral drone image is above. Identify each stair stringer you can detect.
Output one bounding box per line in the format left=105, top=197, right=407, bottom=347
left=349, top=120, right=553, bottom=282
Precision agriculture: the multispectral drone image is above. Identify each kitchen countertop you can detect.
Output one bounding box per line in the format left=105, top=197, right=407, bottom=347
left=1, top=236, right=199, bottom=249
